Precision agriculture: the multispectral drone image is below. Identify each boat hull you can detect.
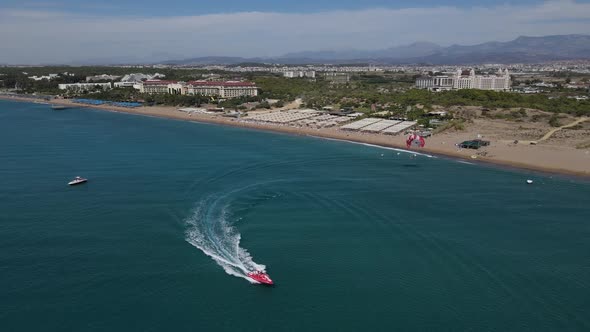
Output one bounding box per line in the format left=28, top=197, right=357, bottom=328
left=68, top=179, right=87, bottom=185
left=247, top=272, right=274, bottom=285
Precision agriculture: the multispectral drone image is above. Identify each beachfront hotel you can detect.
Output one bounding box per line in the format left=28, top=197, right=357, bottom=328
left=139, top=80, right=183, bottom=94
left=138, top=80, right=258, bottom=98
left=184, top=81, right=258, bottom=98
left=416, top=69, right=511, bottom=91
left=416, top=76, right=454, bottom=91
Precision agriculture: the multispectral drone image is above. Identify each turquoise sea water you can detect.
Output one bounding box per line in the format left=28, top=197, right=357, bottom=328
left=1, top=100, right=589, bottom=331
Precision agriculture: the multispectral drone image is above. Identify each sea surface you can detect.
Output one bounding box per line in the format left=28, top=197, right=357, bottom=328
left=1, top=100, right=589, bottom=331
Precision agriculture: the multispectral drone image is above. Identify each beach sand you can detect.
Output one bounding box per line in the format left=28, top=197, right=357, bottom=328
left=2, top=94, right=589, bottom=178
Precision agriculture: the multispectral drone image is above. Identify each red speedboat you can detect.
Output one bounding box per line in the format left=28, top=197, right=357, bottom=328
left=247, top=271, right=274, bottom=285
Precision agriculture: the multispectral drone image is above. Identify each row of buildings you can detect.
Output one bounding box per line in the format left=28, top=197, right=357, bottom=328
left=138, top=80, right=258, bottom=98
left=416, top=69, right=511, bottom=91
left=58, top=80, right=258, bottom=98
left=283, top=70, right=316, bottom=78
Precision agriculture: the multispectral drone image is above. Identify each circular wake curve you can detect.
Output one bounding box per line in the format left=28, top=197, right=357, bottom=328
left=185, top=198, right=264, bottom=283
left=184, top=182, right=285, bottom=283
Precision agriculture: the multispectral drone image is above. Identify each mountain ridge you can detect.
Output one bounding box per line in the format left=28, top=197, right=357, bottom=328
left=163, top=34, right=590, bottom=65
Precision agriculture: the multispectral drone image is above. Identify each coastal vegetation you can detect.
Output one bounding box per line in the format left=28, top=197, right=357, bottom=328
left=433, top=119, right=466, bottom=133
left=255, top=75, right=589, bottom=117
left=1, top=66, right=588, bottom=117
left=549, top=114, right=562, bottom=127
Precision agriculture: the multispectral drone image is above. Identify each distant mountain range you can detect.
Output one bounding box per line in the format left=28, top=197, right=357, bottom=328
left=279, top=41, right=443, bottom=61
left=163, top=34, right=590, bottom=65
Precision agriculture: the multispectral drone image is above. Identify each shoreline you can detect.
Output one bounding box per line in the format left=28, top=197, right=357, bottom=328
left=1, top=94, right=589, bottom=179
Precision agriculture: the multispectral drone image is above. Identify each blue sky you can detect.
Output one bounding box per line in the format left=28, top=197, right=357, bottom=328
left=1, top=0, right=589, bottom=64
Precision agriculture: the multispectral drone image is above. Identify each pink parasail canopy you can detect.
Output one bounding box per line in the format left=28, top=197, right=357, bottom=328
left=406, top=133, right=426, bottom=149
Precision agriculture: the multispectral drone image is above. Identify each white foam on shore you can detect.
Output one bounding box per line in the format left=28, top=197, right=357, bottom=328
left=308, top=135, right=435, bottom=158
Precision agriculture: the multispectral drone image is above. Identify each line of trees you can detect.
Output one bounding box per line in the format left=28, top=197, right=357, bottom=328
left=2, top=66, right=588, bottom=116
left=78, top=88, right=211, bottom=107
left=390, top=89, right=590, bottom=116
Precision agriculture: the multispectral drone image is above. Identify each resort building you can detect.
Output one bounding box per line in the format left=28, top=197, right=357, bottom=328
left=283, top=71, right=316, bottom=79
left=139, top=80, right=180, bottom=94
left=58, top=82, right=112, bottom=91
left=113, top=81, right=136, bottom=88
left=168, top=83, right=185, bottom=95
left=415, top=76, right=454, bottom=91
left=464, top=69, right=511, bottom=90
left=416, top=69, right=511, bottom=91
left=184, top=81, right=258, bottom=98
left=115, top=73, right=166, bottom=89
left=324, top=72, right=351, bottom=84
left=137, top=80, right=258, bottom=98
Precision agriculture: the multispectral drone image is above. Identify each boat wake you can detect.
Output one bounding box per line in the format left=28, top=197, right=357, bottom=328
left=184, top=194, right=266, bottom=283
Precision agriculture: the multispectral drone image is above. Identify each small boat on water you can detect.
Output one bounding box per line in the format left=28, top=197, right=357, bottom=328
left=51, top=105, right=67, bottom=110
left=68, top=176, right=88, bottom=186
left=247, top=271, right=274, bottom=285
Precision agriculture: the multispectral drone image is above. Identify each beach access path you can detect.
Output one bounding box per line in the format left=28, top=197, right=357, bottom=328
left=539, top=117, right=589, bottom=142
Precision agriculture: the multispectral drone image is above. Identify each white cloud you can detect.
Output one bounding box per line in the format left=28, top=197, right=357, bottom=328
left=2, top=9, right=68, bottom=19
left=0, top=0, right=589, bottom=64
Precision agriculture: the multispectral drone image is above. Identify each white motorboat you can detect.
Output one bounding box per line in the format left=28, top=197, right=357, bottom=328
left=68, top=176, right=88, bottom=186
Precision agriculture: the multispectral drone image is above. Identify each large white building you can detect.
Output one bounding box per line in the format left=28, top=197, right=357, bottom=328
left=416, top=69, right=511, bottom=91
left=283, top=71, right=316, bottom=79
left=324, top=72, right=350, bottom=84
left=139, top=80, right=181, bottom=94
left=138, top=80, right=258, bottom=98
left=184, top=81, right=258, bottom=98
left=113, top=81, right=137, bottom=88
left=416, top=76, right=454, bottom=91
left=114, top=73, right=167, bottom=89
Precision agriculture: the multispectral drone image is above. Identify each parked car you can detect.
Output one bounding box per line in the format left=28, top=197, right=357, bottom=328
left=472, top=139, right=490, bottom=146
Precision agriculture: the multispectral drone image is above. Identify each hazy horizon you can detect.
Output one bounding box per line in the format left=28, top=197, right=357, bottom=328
left=1, top=0, right=590, bottom=64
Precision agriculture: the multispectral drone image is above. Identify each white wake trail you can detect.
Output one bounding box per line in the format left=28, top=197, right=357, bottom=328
left=185, top=197, right=265, bottom=283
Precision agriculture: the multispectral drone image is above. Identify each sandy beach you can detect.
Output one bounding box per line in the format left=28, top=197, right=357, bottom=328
left=2, top=94, right=589, bottom=178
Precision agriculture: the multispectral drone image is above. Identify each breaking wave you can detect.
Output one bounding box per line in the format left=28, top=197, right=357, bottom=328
left=184, top=190, right=269, bottom=283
